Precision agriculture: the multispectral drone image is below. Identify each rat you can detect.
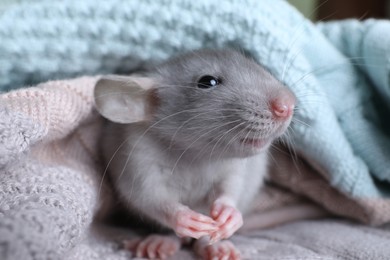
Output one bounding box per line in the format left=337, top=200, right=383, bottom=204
left=94, top=49, right=297, bottom=260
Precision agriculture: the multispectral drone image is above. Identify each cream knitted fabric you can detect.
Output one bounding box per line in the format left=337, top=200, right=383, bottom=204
left=0, top=77, right=106, bottom=259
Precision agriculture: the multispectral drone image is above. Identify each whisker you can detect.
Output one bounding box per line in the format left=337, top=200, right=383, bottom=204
left=267, top=147, right=278, bottom=166
left=186, top=121, right=247, bottom=167
left=217, top=124, right=252, bottom=161
left=168, top=109, right=242, bottom=148
left=239, top=123, right=256, bottom=157
left=111, top=107, right=218, bottom=182
left=169, top=119, right=243, bottom=175
left=281, top=0, right=335, bottom=81
left=291, top=117, right=311, bottom=128
left=208, top=121, right=248, bottom=160
left=290, top=57, right=386, bottom=90
left=97, top=134, right=131, bottom=201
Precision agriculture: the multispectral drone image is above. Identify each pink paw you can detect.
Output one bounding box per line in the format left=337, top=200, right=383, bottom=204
left=203, top=240, right=241, bottom=260
left=173, top=206, right=218, bottom=239
left=123, top=234, right=180, bottom=259
left=210, top=200, right=243, bottom=243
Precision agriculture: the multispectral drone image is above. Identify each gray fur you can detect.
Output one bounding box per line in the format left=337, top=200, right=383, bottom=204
left=148, top=49, right=292, bottom=159
left=98, top=49, right=295, bottom=230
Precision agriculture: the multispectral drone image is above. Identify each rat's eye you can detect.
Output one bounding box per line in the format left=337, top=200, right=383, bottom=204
left=197, top=75, right=220, bottom=89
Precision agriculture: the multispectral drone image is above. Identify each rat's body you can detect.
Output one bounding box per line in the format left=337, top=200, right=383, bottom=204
left=103, top=122, right=266, bottom=219
left=95, top=49, right=296, bottom=260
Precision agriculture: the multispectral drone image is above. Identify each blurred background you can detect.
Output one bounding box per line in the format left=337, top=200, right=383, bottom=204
left=288, top=0, right=390, bottom=20
left=1, top=1, right=390, bottom=20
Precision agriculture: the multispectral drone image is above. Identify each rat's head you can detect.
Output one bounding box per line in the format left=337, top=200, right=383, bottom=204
left=94, top=49, right=295, bottom=158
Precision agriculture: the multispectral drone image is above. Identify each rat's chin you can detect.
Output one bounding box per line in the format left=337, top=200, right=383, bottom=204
left=240, top=138, right=267, bottom=148
left=234, top=138, right=271, bottom=156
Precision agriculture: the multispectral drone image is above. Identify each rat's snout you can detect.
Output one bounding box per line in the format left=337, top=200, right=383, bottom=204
left=270, top=90, right=296, bottom=119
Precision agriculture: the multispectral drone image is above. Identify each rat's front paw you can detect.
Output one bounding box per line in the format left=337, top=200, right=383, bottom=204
left=210, top=200, right=243, bottom=243
left=173, top=207, right=218, bottom=239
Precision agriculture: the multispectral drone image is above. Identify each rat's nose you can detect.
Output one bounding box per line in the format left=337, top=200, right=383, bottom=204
left=270, top=92, right=295, bottom=119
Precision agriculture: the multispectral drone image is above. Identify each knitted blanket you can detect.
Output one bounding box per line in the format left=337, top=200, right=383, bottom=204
left=1, top=0, right=390, bottom=259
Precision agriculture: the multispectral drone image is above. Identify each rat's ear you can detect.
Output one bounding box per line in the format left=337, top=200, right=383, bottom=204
left=94, top=75, right=157, bottom=124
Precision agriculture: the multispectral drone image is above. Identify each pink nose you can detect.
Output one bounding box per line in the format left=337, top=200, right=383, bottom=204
left=270, top=94, right=295, bottom=119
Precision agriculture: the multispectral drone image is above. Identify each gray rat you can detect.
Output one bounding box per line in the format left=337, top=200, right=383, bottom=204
left=94, top=49, right=296, bottom=260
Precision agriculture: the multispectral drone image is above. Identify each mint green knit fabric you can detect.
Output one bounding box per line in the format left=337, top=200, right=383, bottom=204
left=0, top=0, right=389, bottom=198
